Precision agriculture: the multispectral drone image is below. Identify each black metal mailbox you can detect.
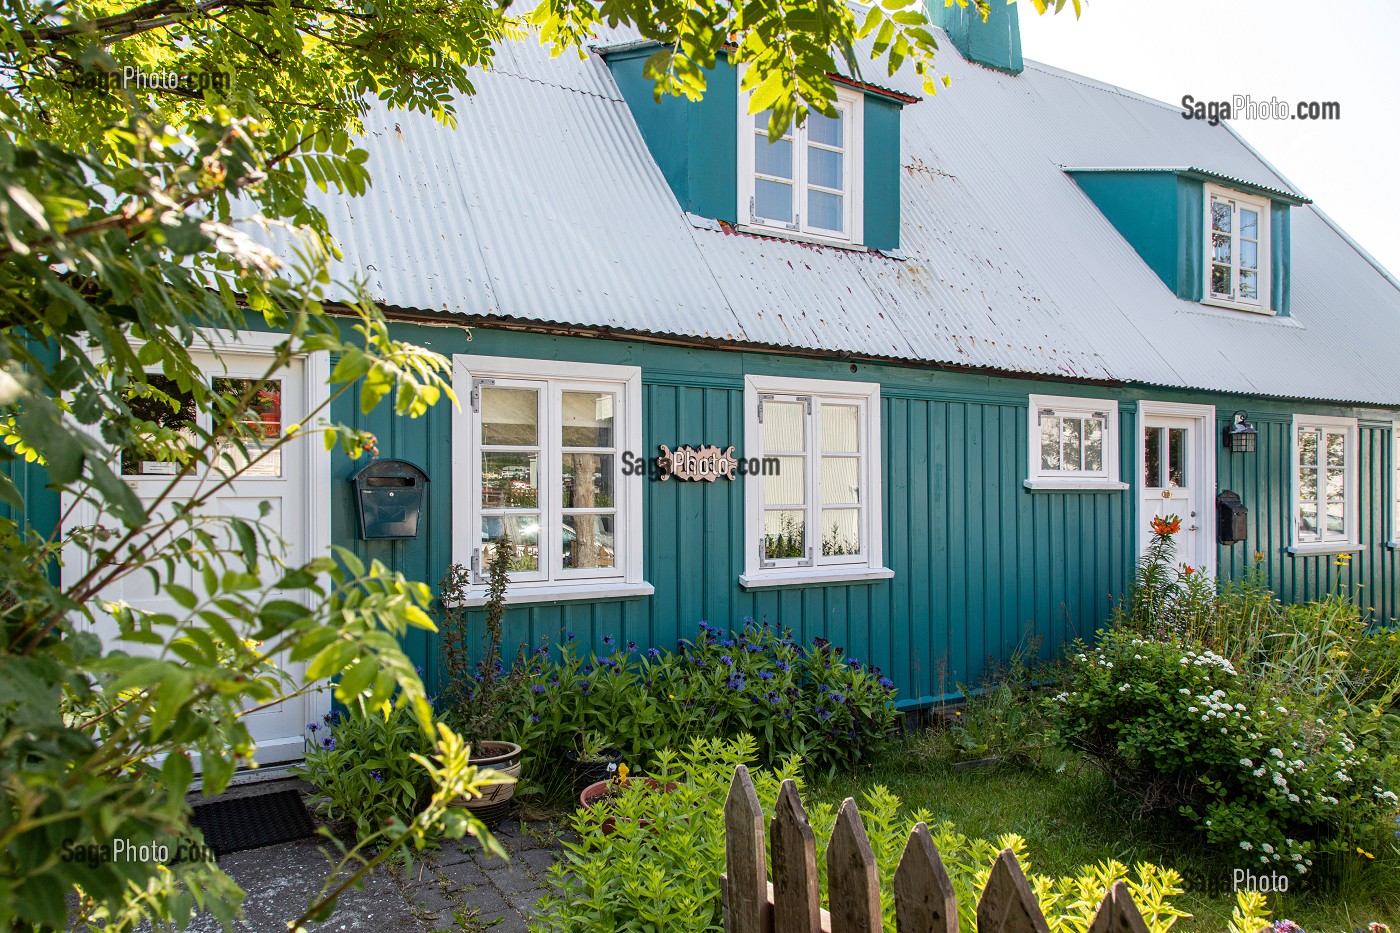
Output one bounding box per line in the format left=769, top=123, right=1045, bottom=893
left=352, top=459, right=430, bottom=540
left=1217, top=490, right=1248, bottom=545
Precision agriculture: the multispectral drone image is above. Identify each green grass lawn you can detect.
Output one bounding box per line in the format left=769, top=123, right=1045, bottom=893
left=808, top=740, right=1399, bottom=932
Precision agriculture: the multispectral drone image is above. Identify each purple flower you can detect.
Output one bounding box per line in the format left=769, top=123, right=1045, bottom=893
left=759, top=670, right=774, bottom=680
left=692, top=656, right=706, bottom=666
left=530, top=684, right=546, bottom=694
left=698, top=620, right=712, bottom=632
left=580, top=680, right=592, bottom=695
left=720, top=638, right=736, bottom=648
left=627, top=641, right=637, bottom=652
left=648, top=648, right=661, bottom=658
left=746, top=643, right=762, bottom=653
left=720, top=655, right=734, bottom=666
left=777, top=660, right=791, bottom=672
left=602, top=635, right=615, bottom=647
left=370, top=769, right=384, bottom=784
left=817, top=708, right=831, bottom=721
left=727, top=674, right=746, bottom=691
left=307, top=722, right=320, bottom=733
left=878, top=677, right=895, bottom=690
left=848, top=658, right=862, bottom=669
left=322, top=736, right=337, bottom=750
left=566, top=631, right=576, bottom=641
left=531, top=713, right=540, bottom=722
left=831, top=692, right=846, bottom=704
left=765, top=691, right=780, bottom=705
left=819, top=684, right=830, bottom=693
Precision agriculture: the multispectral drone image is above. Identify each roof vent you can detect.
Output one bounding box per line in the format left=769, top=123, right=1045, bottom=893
left=928, top=1, right=1024, bottom=75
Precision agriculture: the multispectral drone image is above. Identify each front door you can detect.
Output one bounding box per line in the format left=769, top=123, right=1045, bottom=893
left=1139, top=403, right=1216, bottom=575
left=67, top=339, right=328, bottom=772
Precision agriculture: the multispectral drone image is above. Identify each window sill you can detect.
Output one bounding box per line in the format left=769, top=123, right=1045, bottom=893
left=733, top=223, right=869, bottom=252
left=1201, top=296, right=1275, bottom=315
left=1023, top=479, right=1130, bottom=492
left=452, top=581, right=654, bottom=607
left=739, top=567, right=894, bottom=589
left=1285, top=543, right=1365, bottom=557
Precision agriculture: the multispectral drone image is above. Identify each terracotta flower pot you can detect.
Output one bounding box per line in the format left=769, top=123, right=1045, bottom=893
left=578, top=777, right=678, bottom=836
left=454, top=740, right=522, bottom=825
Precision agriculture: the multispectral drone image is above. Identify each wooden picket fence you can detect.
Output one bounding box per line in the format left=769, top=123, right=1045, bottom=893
left=719, top=764, right=1170, bottom=933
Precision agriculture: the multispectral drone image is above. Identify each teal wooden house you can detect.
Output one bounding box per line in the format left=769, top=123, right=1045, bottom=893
left=24, top=5, right=1400, bottom=766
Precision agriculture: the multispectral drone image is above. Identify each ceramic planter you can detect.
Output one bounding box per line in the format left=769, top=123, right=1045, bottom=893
left=455, top=740, right=523, bottom=825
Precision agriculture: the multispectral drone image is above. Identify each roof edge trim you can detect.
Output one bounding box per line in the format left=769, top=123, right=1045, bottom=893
left=1063, top=166, right=1310, bottom=204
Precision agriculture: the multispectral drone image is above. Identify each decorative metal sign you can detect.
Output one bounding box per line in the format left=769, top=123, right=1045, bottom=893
left=657, top=444, right=738, bottom=482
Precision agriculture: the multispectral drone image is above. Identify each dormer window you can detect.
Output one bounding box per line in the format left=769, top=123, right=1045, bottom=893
left=1206, top=184, right=1271, bottom=312
left=739, top=86, right=864, bottom=246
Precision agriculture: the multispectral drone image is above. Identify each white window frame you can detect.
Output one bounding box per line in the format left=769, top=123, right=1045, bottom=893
left=1288, top=414, right=1362, bottom=555
left=1024, top=395, right=1127, bottom=491
left=451, top=355, right=651, bottom=605
left=737, top=82, right=865, bottom=248
left=1203, top=183, right=1272, bottom=314
left=1392, top=422, right=1400, bottom=549
left=741, top=375, right=891, bottom=588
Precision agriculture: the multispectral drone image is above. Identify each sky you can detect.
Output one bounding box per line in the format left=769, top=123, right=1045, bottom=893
left=1018, top=0, right=1400, bottom=277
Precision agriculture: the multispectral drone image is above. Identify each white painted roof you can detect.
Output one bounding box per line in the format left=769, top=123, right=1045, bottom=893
left=302, top=35, right=1400, bottom=405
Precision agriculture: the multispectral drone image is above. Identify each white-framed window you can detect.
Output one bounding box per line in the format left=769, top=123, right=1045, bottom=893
left=451, top=356, right=651, bottom=605
left=1290, top=414, right=1360, bottom=554
left=738, top=85, right=864, bottom=246
left=740, top=375, right=891, bottom=588
left=1024, top=395, right=1126, bottom=490
left=1205, top=184, right=1271, bottom=313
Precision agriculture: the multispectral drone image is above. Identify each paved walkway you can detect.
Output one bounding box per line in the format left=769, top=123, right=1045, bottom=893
left=178, top=780, right=567, bottom=932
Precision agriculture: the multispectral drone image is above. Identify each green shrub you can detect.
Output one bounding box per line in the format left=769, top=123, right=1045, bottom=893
left=295, top=699, right=438, bottom=841
left=1054, top=519, right=1400, bottom=878
left=507, top=620, right=898, bottom=780
left=530, top=736, right=1231, bottom=933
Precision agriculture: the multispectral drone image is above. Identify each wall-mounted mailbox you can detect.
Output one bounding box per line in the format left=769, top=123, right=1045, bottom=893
left=1217, top=490, right=1248, bottom=545
left=353, top=459, right=430, bottom=540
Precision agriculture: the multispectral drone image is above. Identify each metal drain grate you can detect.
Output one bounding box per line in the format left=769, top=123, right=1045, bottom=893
left=190, top=789, right=317, bottom=858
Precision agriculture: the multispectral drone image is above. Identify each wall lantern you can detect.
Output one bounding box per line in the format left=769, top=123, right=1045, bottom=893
left=352, top=459, right=430, bottom=540
left=1223, top=411, right=1258, bottom=453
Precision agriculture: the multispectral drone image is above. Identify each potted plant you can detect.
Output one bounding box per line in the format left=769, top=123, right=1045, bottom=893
left=438, top=536, right=526, bottom=825
left=564, top=730, right=623, bottom=794
left=578, top=764, right=678, bottom=836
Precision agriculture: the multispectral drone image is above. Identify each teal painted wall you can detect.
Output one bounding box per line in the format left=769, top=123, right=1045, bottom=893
left=1271, top=202, right=1291, bottom=315
left=863, top=97, right=902, bottom=252
left=329, top=323, right=1400, bottom=708
left=1177, top=177, right=1205, bottom=303
left=3, top=341, right=62, bottom=582
left=607, top=49, right=738, bottom=223
left=1071, top=171, right=1183, bottom=294
left=928, top=0, right=1024, bottom=74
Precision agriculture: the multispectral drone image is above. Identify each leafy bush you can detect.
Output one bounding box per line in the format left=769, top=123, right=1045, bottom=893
left=295, top=701, right=438, bottom=841
left=530, top=736, right=1255, bottom=933
left=1054, top=519, right=1400, bottom=878
left=508, top=620, right=898, bottom=779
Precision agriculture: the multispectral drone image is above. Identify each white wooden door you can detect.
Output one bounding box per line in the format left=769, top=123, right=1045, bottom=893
left=68, top=340, right=327, bottom=770
left=1140, top=404, right=1216, bottom=575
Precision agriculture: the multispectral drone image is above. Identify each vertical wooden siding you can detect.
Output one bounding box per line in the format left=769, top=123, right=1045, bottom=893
left=328, top=324, right=1398, bottom=707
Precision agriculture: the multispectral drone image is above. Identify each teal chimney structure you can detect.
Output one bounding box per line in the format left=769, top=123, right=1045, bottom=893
left=929, top=0, right=1024, bottom=75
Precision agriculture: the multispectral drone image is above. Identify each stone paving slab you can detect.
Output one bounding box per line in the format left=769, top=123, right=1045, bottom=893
left=162, top=779, right=566, bottom=933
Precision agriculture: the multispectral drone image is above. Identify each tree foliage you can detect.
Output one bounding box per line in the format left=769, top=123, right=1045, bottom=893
left=0, top=0, right=1074, bottom=928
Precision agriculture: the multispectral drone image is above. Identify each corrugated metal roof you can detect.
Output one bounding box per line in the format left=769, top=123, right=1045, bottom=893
left=297, top=32, right=1400, bottom=406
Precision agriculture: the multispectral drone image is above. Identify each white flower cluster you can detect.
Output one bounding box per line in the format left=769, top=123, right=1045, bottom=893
left=1238, top=838, right=1312, bottom=873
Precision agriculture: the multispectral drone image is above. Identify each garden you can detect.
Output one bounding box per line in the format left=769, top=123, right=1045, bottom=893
left=296, top=525, right=1400, bottom=932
